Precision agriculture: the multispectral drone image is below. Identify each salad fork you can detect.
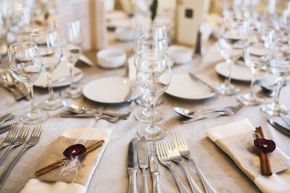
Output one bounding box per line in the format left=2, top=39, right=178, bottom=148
left=0, top=121, right=43, bottom=190
left=166, top=138, right=203, bottom=193
left=0, top=125, right=29, bottom=165
left=0, top=123, right=19, bottom=150
left=172, top=128, right=217, bottom=193
left=156, top=140, right=190, bottom=193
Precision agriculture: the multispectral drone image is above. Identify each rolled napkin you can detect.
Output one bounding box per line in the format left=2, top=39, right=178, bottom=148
left=20, top=127, right=111, bottom=193
left=206, top=119, right=290, bottom=193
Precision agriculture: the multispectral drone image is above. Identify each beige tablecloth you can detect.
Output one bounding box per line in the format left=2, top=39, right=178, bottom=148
left=0, top=34, right=290, bottom=193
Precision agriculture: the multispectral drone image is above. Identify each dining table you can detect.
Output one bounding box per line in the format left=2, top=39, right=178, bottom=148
left=0, top=30, right=290, bottom=193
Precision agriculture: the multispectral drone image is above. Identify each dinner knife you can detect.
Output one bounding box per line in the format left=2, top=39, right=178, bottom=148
left=281, top=115, right=290, bottom=127
left=267, top=119, right=290, bottom=137
left=128, top=138, right=138, bottom=193
left=150, top=152, right=161, bottom=193
left=137, top=140, right=149, bottom=193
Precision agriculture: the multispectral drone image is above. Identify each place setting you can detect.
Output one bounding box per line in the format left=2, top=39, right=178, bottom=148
left=0, top=0, right=290, bottom=193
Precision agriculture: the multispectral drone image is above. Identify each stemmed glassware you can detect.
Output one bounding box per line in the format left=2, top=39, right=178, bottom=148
left=217, top=19, right=247, bottom=95
left=134, top=24, right=168, bottom=123
left=261, top=27, right=290, bottom=116
left=30, top=28, right=63, bottom=110
left=136, top=48, right=171, bottom=140
left=9, top=42, right=43, bottom=123
left=61, top=20, right=83, bottom=98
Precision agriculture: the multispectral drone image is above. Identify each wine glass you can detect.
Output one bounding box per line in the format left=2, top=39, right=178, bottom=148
left=9, top=42, right=43, bottom=123
left=61, top=20, right=83, bottom=98
left=261, top=28, right=290, bottom=116
left=136, top=50, right=171, bottom=140
left=134, top=24, right=168, bottom=123
left=217, top=19, right=248, bottom=95
left=30, top=28, right=63, bottom=110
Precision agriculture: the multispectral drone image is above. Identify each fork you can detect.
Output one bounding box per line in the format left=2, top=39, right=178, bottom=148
left=172, top=128, right=217, bottom=193
left=0, top=125, right=29, bottom=165
left=166, top=138, right=203, bottom=193
left=0, top=123, right=19, bottom=150
left=0, top=122, right=43, bottom=190
left=156, top=140, right=191, bottom=193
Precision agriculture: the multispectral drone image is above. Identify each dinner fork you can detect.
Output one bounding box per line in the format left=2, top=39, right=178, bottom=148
left=0, top=123, right=18, bottom=150
left=165, top=138, right=203, bottom=193
left=0, top=122, right=43, bottom=190
left=0, top=125, right=29, bottom=165
left=156, top=140, right=191, bottom=193
left=172, top=128, right=217, bottom=193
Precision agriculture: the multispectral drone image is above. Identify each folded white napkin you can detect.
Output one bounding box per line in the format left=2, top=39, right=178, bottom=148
left=20, top=127, right=111, bottom=193
left=206, top=119, right=290, bottom=193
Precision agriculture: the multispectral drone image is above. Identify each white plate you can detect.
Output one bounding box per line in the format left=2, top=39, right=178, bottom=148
left=82, top=77, right=139, bottom=104
left=215, top=62, right=268, bottom=82
left=165, top=73, right=215, bottom=100
left=34, top=63, right=83, bottom=88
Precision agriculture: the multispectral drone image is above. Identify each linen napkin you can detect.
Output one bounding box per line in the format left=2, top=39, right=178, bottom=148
left=20, top=127, right=111, bottom=193
left=206, top=119, right=290, bottom=193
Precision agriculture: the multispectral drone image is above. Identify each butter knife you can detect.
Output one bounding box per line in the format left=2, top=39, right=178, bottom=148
left=150, top=151, right=161, bottom=193
left=189, top=72, right=219, bottom=94
left=128, top=138, right=138, bottom=193
left=267, top=119, right=290, bottom=137
left=137, top=140, right=149, bottom=193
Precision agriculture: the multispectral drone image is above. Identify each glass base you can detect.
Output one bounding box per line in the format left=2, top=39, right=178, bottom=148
left=138, top=124, right=167, bottom=140
left=218, top=83, right=240, bottom=96
left=134, top=107, right=163, bottom=123
left=62, top=87, right=82, bottom=99
left=237, top=92, right=263, bottom=106
left=40, top=97, right=63, bottom=111
left=20, top=109, right=44, bottom=123
left=261, top=102, right=288, bottom=116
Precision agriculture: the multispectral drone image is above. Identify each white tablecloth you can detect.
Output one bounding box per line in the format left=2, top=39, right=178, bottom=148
left=0, top=35, right=290, bottom=193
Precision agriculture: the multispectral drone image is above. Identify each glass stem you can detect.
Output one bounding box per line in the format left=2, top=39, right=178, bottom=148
left=225, top=59, right=233, bottom=86
left=47, top=71, right=54, bottom=100
left=150, top=102, right=156, bottom=128
left=26, top=82, right=37, bottom=113
left=273, top=76, right=283, bottom=105
left=250, top=69, right=257, bottom=97
left=68, top=62, right=75, bottom=91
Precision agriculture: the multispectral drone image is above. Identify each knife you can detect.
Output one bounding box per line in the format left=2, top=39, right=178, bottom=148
left=137, top=140, right=149, bottom=193
left=188, top=72, right=219, bottom=94
left=0, top=113, right=14, bottom=126
left=281, top=115, right=290, bottom=127
left=150, top=151, right=161, bottom=193
left=267, top=119, right=290, bottom=137
left=128, top=138, right=138, bottom=193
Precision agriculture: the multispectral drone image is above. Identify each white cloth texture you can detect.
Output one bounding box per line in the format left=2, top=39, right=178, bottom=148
left=20, top=127, right=111, bottom=193
left=206, top=119, right=290, bottom=193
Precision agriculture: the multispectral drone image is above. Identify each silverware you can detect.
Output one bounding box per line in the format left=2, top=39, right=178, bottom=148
left=60, top=112, right=126, bottom=123
left=281, top=115, right=290, bottom=127
left=128, top=138, right=138, bottom=193
left=0, top=73, right=25, bottom=101
left=156, top=140, right=190, bottom=193
left=172, top=128, right=217, bottom=193
left=189, top=72, right=219, bottom=94
left=63, top=100, right=130, bottom=119
left=150, top=144, right=161, bottom=193
left=137, top=140, right=149, bottom=193
left=0, top=121, right=43, bottom=190
left=267, top=119, right=290, bottom=137
left=0, top=123, right=19, bottom=150
left=165, top=138, right=202, bottom=193
left=0, top=125, right=29, bottom=165
left=0, top=113, right=14, bottom=126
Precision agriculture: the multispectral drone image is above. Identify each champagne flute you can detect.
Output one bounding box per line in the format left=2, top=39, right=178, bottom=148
left=62, top=20, right=83, bottom=98
left=136, top=50, right=171, bottom=140
left=9, top=42, right=44, bottom=123
left=30, top=28, right=63, bottom=110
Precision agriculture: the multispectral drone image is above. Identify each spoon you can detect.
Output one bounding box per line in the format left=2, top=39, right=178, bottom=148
left=173, top=106, right=226, bottom=119
left=63, top=100, right=130, bottom=119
